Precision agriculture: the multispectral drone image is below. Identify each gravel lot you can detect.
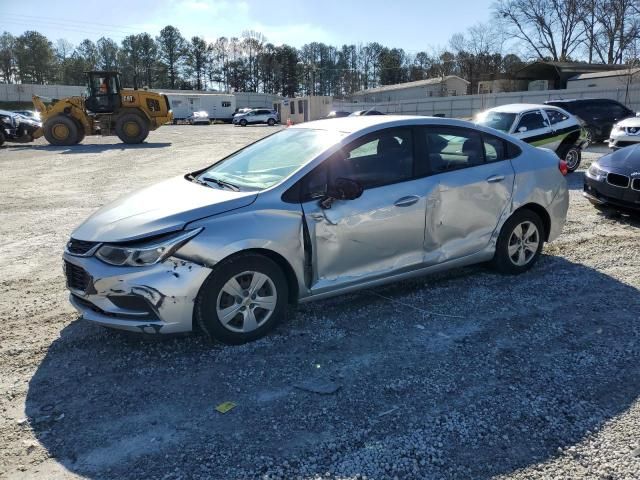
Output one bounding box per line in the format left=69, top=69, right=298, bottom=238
left=0, top=124, right=639, bottom=480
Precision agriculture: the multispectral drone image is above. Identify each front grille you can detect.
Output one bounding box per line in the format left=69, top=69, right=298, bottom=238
left=67, top=238, right=98, bottom=255
left=64, top=261, right=90, bottom=291
left=607, top=172, right=630, bottom=188
left=633, top=178, right=640, bottom=191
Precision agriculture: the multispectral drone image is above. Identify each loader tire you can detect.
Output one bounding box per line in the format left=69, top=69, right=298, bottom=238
left=115, top=112, right=149, bottom=144
left=44, top=115, right=79, bottom=146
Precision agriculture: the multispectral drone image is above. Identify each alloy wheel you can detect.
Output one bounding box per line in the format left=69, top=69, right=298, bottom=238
left=216, top=270, right=277, bottom=333
left=565, top=149, right=580, bottom=171
left=507, top=221, right=540, bottom=267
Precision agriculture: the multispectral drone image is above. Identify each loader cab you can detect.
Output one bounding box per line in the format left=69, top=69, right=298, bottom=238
left=85, top=71, right=122, bottom=113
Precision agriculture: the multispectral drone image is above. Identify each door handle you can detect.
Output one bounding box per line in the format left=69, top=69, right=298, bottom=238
left=486, top=175, right=505, bottom=183
left=394, top=195, right=420, bottom=207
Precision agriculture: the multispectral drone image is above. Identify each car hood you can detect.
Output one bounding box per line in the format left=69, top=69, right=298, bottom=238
left=598, top=145, right=640, bottom=175
left=72, top=175, right=258, bottom=243
left=615, top=117, right=640, bottom=128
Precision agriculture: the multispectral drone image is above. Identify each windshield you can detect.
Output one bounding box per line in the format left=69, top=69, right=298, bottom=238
left=476, top=111, right=517, bottom=133
left=198, top=128, right=344, bottom=191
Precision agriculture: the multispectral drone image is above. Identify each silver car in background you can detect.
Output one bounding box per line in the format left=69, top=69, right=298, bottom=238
left=63, top=116, right=568, bottom=344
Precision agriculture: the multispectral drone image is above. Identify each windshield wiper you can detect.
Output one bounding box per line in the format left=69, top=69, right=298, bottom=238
left=186, top=173, right=209, bottom=186
left=202, top=176, right=240, bottom=192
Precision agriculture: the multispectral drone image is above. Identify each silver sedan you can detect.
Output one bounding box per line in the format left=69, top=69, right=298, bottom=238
left=63, top=116, right=569, bottom=344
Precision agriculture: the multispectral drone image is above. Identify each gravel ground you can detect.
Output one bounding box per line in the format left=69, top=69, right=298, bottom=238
left=0, top=125, right=639, bottom=480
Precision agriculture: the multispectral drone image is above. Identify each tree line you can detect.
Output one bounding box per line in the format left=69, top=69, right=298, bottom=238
left=1, top=0, right=639, bottom=97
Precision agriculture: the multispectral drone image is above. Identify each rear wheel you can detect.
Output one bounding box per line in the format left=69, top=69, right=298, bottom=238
left=491, top=210, right=544, bottom=274
left=0, top=130, right=5, bottom=146
left=563, top=146, right=581, bottom=172
left=195, top=253, right=288, bottom=345
left=43, top=115, right=79, bottom=146
left=115, top=112, right=149, bottom=144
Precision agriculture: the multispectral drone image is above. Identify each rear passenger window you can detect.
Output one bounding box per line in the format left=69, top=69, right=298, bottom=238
left=545, top=109, right=569, bottom=125
left=482, top=134, right=521, bottom=162
left=422, top=128, right=484, bottom=173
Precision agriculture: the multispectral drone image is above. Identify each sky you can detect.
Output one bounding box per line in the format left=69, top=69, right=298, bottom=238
left=3, top=0, right=496, bottom=52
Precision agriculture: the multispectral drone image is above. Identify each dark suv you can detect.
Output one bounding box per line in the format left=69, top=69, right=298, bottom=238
left=545, top=98, right=635, bottom=144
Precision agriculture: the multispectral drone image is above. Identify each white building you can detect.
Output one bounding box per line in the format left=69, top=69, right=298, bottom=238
left=350, top=76, right=470, bottom=103
left=277, top=96, right=334, bottom=124
left=567, top=68, right=640, bottom=90
left=163, top=92, right=236, bottom=121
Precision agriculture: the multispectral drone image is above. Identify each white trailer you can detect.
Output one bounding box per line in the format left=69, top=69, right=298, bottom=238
left=165, top=93, right=236, bottom=122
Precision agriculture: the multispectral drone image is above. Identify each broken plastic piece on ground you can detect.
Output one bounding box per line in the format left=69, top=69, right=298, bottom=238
left=215, top=401, right=237, bottom=414
left=294, top=379, right=341, bottom=395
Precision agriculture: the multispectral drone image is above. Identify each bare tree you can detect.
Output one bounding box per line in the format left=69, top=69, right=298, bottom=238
left=582, top=0, right=640, bottom=64
left=495, top=0, right=585, bottom=61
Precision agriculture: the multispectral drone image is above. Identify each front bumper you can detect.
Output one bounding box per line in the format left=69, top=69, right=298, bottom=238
left=583, top=172, right=640, bottom=211
left=608, top=131, right=640, bottom=149
left=63, top=253, right=212, bottom=334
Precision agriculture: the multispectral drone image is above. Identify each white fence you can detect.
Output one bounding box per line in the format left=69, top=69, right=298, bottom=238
left=333, top=84, right=640, bottom=119
left=0, top=84, right=86, bottom=102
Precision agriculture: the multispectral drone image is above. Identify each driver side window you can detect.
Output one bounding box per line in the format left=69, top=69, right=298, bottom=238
left=298, top=128, right=415, bottom=201
left=332, top=128, right=414, bottom=189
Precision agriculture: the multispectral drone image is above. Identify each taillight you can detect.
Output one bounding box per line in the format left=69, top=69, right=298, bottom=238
left=559, top=160, right=568, bottom=176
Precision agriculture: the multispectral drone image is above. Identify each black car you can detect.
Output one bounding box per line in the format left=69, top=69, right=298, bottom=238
left=545, top=98, right=635, bottom=144
left=323, top=110, right=351, bottom=119
left=584, top=145, right=640, bottom=212
left=349, top=110, right=385, bottom=116
left=0, top=110, right=41, bottom=146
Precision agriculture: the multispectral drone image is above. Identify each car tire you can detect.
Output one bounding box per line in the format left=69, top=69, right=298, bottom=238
left=195, top=253, right=289, bottom=345
left=563, top=147, right=581, bottom=172
left=267, top=118, right=275, bottom=126
left=0, top=130, right=5, bottom=146
left=43, top=115, right=79, bottom=146
left=115, top=112, right=149, bottom=144
left=491, top=209, right=544, bottom=275
left=239, top=119, right=247, bottom=127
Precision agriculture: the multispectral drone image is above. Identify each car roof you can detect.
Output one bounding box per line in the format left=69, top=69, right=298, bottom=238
left=484, top=103, right=550, bottom=114
left=546, top=98, right=619, bottom=104
left=292, top=114, right=508, bottom=135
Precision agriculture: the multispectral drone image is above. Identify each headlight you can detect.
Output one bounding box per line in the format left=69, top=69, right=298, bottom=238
left=588, top=163, right=607, bottom=179
left=96, top=228, right=202, bottom=266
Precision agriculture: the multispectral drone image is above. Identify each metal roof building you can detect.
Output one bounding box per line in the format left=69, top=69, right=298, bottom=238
left=350, top=76, right=470, bottom=103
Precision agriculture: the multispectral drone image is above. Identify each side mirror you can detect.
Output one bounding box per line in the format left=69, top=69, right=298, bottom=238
left=518, top=126, right=528, bottom=133
left=328, top=177, right=363, bottom=201
left=320, top=178, right=363, bottom=208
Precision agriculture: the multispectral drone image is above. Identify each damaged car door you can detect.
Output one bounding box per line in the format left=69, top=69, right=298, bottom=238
left=300, top=127, right=437, bottom=294
left=421, top=127, right=516, bottom=263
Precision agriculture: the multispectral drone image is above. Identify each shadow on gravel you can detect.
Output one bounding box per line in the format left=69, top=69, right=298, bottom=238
left=26, top=256, right=640, bottom=479
left=6, top=142, right=172, bottom=154
left=566, top=170, right=585, bottom=190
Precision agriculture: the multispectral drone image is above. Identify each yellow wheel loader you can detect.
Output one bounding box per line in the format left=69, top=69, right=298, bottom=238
left=32, top=71, right=173, bottom=146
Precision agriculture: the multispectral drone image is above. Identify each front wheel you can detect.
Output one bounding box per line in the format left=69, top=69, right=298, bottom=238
left=195, top=253, right=289, bottom=344
left=491, top=210, right=544, bottom=274
left=43, top=115, right=79, bottom=146
left=267, top=118, right=275, bottom=126
left=239, top=119, right=247, bottom=127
